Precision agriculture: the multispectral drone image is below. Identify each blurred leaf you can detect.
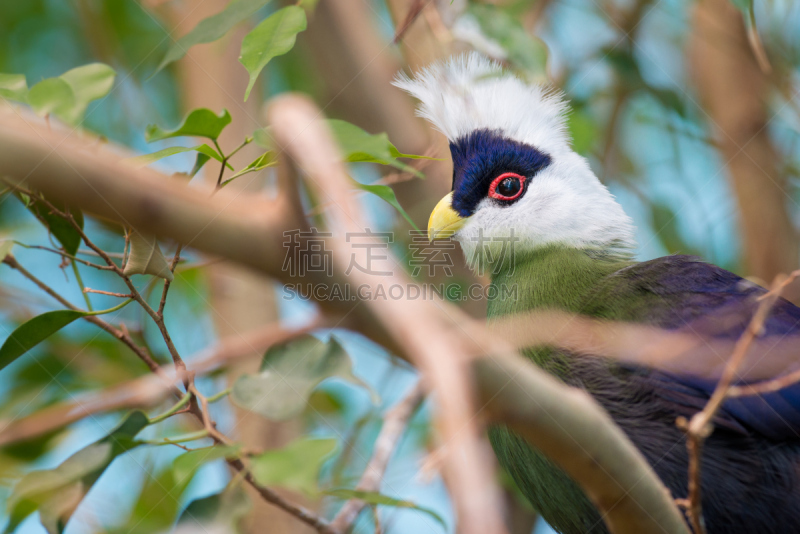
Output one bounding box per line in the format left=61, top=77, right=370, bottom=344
left=223, top=151, right=276, bottom=185
left=327, top=119, right=430, bottom=176
left=4, top=411, right=148, bottom=534
left=2, top=430, right=63, bottom=463
left=0, top=73, right=27, bottom=102
left=468, top=5, right=548, bottom=77
left=24, top=195, right=84, bottom=256
left=27, top=78, right=75, bottom=119
left=0, top=240, right=13, bottom=261
left=730, top=0, right=752, bottom=13
left=59, top=63, right=116, bottom=123
left=0, top=310, right=86, bottom=373
left=648, top=88, right=686, bottom=117
left=650, top=201, right=699, bottom=256
left=145, top=108, right=232, bottom=143
left=154, top=0, right=272, bottom=74
left=190, top=152, right=212, bottom=177
left=172, top=445, right=240, bottom=483
left=123, top=231, right=174, bottom=280
left=178, top=485, right=250, bottom=529
left=307, top=389, right=347, bottom=419
left=603, top=48, right=643, bottom=86
left=240, top=6, right=307, bottom=101
left=357, top=183, right=420, bottom=232
left=109, top=445, right=239, bottom=534
left=325, top=488, right=447, bottom=529
left=232, top=335, right=377, bottom=421
left=27, top=64, right=115, bottom=125
left=252, top=127, right=273, bottom=149
left=125, top=144, right=231, bottom=169
left=250, top=437, right=336, bottom=496
left=566, top=108, right=598, bottom=156
left=125, top=146, right=196, bottom=166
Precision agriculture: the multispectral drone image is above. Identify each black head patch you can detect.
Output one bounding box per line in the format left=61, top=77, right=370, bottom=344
left=449, top=128, right=551, bottom=217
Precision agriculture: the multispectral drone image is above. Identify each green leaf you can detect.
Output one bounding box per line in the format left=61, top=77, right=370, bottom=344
left=222, top=151, right=276, bottom=185
left=178, top=485, right=250, bottom=529
left=122, top=231, right=174, bottom=280
left=0, top=73, right=28, bottom=102
left=325, top=488, right=447, bottom=530
left=240, top=6, right=307, bottom=101
left=357, top=183, right=420, bottom=231
left=231, top=335, right=377, bottom=421
left=124, top=146, right=197, bottom=166
left=327, top=119, right=430, bottom=176
left=190, top=152, right=212, bottom=177
left=252, top=127, right=273, bottom=149
left=106, top=444, right=239, bottom=534
left=250, top=437, right=336, bottom=496
left=172, top=446, right=240, bottom=483
left=26, top=64, right=116, bottom=125
left=59, top=63, right=116, bottom=123
left=145, top=108, right=232, bottom=143
left=0, top=310, right=86, bottom=373
left=125, top=144, right=231, bottom=169
left=4, top=411, right=148, bottom=534
left=154, top=0, right=273, bottom=74
left=729, top=0, right=752, bottom=13
left=27, top=78, right=75, bottom=119
left=23, top=194, right=84, bottom=256
left=467, top=5, right=548, bottom=77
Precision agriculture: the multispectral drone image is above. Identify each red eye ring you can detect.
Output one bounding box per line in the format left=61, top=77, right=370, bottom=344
left=488, top=172, right=526, bottom=201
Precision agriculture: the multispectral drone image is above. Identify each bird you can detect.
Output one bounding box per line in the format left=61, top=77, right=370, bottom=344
left=394, top=53, right=800, bottom=534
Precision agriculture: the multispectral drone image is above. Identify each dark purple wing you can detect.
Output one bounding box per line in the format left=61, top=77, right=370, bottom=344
left=582, top=255, right=800, bottom=440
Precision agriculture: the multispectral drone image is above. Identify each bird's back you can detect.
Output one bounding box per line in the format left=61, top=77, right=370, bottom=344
left=490, top=252, right=800, bottom=534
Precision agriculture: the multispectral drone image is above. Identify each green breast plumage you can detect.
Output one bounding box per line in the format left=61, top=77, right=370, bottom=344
left=487, top=246, right=630, bottom=534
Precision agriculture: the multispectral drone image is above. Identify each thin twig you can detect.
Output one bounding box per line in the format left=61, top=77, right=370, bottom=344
left=1, top=254, right=166, bottom=379
left=84, top=287, right=133, bottom=298
left=14, top=243, right=114, bottom=270
left=330, top=381, right=425, bottom=531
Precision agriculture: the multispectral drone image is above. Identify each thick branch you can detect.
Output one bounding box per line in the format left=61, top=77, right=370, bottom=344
left=0, top=322, right=317, bottom=447
left=0, top=102, right=690, bottom=534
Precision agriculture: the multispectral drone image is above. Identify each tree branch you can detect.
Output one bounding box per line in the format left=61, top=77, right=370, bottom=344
left=0, top=101, right=691, bottom=534
left=330, top=380, right=425, bottom=531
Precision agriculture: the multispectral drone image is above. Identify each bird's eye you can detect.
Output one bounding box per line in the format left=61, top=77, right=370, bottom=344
left=488, top=172, right=526, bottom=201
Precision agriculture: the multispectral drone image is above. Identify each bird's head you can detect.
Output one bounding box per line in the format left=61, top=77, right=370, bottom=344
left=394, top=53, right=636, bottom=274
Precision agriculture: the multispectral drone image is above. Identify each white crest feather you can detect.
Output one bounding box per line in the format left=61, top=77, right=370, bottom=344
left=393, top=53, right=570, bottom=154
left=395, top=53, right=637, bottom=261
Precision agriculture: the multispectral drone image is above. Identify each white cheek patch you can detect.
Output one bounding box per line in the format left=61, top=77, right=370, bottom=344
left=455, top=154, right=636, bottom=273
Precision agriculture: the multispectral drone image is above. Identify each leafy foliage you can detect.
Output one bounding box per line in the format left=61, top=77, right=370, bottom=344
left=145, top=108, right=232, bottom=143
left=25, top=64, right=115, bottom=125
left=250, top=437, right=337, bottom=496
left=328, top=119, right=430, bottom=176
left=0, top=73, right=27, bottom=101
left=232, top=335, right=377, bottom=421
left=123, top=231, right=174, bottom=280
left=154, top=0, right=272, bottom=74
left=4, top=412, right=149, bottom=534
left=240, top=6, right=308, bottom=101
left=0, top=310, right=87, bottom=372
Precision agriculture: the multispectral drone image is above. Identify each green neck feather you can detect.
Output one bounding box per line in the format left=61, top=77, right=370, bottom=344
left=488, top=245, right=631, bottom=316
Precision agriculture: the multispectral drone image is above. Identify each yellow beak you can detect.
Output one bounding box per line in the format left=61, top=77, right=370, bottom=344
left=428, top=192, right=468, bottom=241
